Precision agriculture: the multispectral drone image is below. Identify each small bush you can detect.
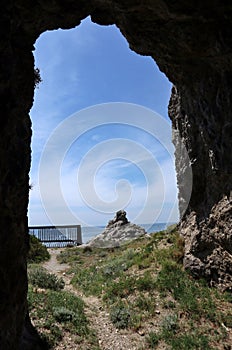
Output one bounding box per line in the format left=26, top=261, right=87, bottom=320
left=53, top=305, right=89, bottom=331
left=41, top=324, right=62, bottom=346
left=83, top=246, right=93, bottom=254
left=223, top=290, right=232, bottom=303
left=28, top=266, right=65, bottom=291
left=28, top=235, right=50, bottom=263
left=146, top=332, right=160, bottom=348
left=170, top=234, right=185, bottom=263
left=136, top=272, right=155, bottom=291
left=98, top=250, right=107, bottom=258
left=110, top=303, right=131, bottom=329
left=161, top=314, right=179, bottom=333
left=53, top=307, right=77, bottom=322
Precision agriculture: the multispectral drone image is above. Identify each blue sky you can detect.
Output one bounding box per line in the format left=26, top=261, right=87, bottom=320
left=29, top=16, right=177, bottom=227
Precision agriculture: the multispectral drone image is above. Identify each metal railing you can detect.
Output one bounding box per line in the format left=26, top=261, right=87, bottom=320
left=29, top=225, right=82, bottom=247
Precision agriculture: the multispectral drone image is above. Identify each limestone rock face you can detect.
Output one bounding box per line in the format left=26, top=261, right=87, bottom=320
left=169, top=84, right=232, bottom=291
left=87, top=210, right=147, bottom=248
left=180, top=197, right=232, bottom=291
left=1, top=1, right=232, bottom=348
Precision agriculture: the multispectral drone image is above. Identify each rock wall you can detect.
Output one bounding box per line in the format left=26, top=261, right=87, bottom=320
left=169, top=81, right=232, bottom=290
left=0, top=32, right=34, bottom=348
left=0, top=1, right=231, bottom=348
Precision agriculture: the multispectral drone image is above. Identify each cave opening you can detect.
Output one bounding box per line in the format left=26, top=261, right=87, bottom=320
left=29, top=16, right=178, bottom=239
left=1, top=4, right=231, bottom=349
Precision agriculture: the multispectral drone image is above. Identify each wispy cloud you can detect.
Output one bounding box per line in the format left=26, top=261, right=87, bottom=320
left=29, top=124, right=178, bottom=226
left=29, top=18, right=174, bottom=226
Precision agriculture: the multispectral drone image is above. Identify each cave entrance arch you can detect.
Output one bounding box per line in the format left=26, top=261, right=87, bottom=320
left=0, top=3, right=231, bottom=349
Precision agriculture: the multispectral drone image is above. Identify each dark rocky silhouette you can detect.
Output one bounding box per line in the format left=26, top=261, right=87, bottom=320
left=0, top=1, right=232, bottom=348
left=106, top=210, right=129, bottom=227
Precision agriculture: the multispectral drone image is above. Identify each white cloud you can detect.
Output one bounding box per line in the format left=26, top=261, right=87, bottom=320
left=29, top=19, right=178, bottom=227
left=29, top=127, right=178, bottom=226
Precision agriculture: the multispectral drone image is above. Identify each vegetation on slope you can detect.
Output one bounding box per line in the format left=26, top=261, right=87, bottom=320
left=27, top=234, right=50, bottom=263
left=58, top=226, right=232, bottom=349
left=28, top=285, right=98, bottom=348
left=28, top=226, right=232, bottom=349
left=27, top=239, right=99, bottom=348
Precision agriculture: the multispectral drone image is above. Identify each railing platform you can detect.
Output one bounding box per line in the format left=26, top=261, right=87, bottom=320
left=29, top=225, right=82, bottom=247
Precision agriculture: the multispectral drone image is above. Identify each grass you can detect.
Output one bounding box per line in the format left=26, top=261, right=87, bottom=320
left=63, top=226, right=232, bottom=348
left=147, top=326, right=212, bottom=350
left=28, top=286, right=98, bottom=347
left=27, top=249, right=99, bottom=348
left=70, top=248, right=137, bottom=297
left=28, top=265, right=65, bottom=291
left=155, top=261, right=217, bottom=320
left=29, top=226, right=232, bottom=349
left=28, top=281, right=99, bottom=349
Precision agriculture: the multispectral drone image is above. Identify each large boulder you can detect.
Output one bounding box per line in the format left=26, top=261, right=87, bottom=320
left=87, top=210, right=147, bottom=248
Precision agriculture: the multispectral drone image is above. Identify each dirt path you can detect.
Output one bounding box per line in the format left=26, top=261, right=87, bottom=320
left=43, top=249, right=69, bottom=274
left=43, top=249, right=145, bottom=350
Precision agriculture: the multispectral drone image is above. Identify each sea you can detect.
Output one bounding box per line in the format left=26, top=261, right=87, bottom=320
left=31, top=222, right=175, bottom=247
left=82, top=222, right=172, bottom=244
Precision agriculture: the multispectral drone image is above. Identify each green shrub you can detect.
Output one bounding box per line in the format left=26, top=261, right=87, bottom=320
left=28, top=287, right=91, bottom=347
left=168, top=333, right=210, bottom=349
left=161, top=314, right=179, bottom=334
left=28, top=266, right=65, bottom=291
left=136, top=272, right=155, bottom=291
left=28, top=235, right=50, bottom=263
left=53, top=307, right=78, bottom=322
left=53, top=305, right=90, bottom=332
left=110, top=303, right=131, bottom=329
left=162, top=300, right=176, bottom=309
left=146, top=332, right=160, bottom=348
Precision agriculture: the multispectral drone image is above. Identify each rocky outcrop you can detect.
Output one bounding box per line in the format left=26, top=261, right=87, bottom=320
left=0, top=1, right=232, bottom=348
left=106, top=210, right=129, bottom=227
left=169, top=83, right=232, bottom=291
left=181, top=197, right=232, bottom=291
left=87, top=210, right=147, bottom=248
